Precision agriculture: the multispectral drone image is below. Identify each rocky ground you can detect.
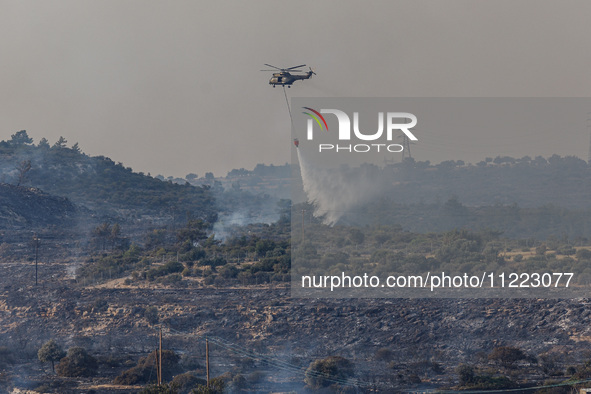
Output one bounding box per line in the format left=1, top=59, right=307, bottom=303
left=1, top=256, right=591, bottom=393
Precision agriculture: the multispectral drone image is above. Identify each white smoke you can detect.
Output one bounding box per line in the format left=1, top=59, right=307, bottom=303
left=212, top=209, right=279, bottom=241
left=66, top=261, right=79, bottom=279
left=212, top=211, right=250, bottom=241
left=296, top=149, right=385, bottom=226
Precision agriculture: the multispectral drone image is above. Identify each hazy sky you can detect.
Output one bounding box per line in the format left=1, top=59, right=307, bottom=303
left=2, top=0, right=591, bottom=177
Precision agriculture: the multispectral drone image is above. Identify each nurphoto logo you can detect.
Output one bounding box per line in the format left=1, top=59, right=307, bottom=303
left=302, top=107, right=417, bottom=153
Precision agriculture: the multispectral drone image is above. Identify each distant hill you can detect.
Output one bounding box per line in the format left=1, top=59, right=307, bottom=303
left=6, top=130, right=591, bottom=239
left=0, top=131, right=216, bottom=224
left=0, top=183, right=77, bottom=229
left=382, top=155, right=591, bottom=209
left=292, top=154, right=591, bottom=238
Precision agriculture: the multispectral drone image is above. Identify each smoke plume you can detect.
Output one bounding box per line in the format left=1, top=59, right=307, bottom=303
left=296, top=149, right=385, bottom=226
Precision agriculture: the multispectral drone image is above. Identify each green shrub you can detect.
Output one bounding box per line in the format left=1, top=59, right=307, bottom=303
left=191, top=377, right=225, bottom=394
left=38, top=339, right=66, bottom=372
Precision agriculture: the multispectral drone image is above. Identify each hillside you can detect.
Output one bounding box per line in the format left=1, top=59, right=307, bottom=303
left=382, top=155, right=591, bottom=209
left=2, top=270, right=591, bottom=392
left=0, top=131, right=216, bottom=224
left=0, top=183, right=77, bottom=229
left=4, top=132, right=591, bottom=392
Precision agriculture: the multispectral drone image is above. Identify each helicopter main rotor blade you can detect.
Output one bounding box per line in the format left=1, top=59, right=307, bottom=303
left=264, top=64, right=282, bottom=70
left=261, top=69, right=304, bottom=72
left=286, top=64, right=306, bottom=70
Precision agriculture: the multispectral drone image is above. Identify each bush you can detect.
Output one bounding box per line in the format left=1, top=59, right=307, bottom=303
left=409, top=359, right=444, bottom=374
left=78, top=249, right=140, bottom=283
left=536, top=379, right=572, bottom=394
left=147, top=261, right=184, bottom=280
left=38, top=339, right=66, bottom=372
left=114, top=365, right=146, bottom=385
left=198, top=257, right=226, bottom=268
left=468, top=375, right=516, bottom=390
left=488, top=346, right=527, bottom=368
left=577, top=249, right=591, bottom=260
left=305, top=356, right=354, bottom=389
left=172, top=372, right=206, bottom=393
left=182, top=267, right=192, bottom=277
left=456, top=363, right=516, bottom=390
left=513, top=254, right=523, bottom=262
left=92, top=298, right=109, bottom=313
left=557, top=245, right=576, bottom=256
left=55, top=347, right=98, bottom=377
left=33, top=380, right=77, bottom=393
left=158, top=273, right=183, bottom=285
left=231, top=374, right=247, bottom=390
left=114, top=350, right=181, bottom=385
left=456, top=364, right=475, bottom=386
left=140, top=382, right=180, bottom=394
left=536, top=244, right=547, bottom=255
left=408, top=374, right=421, bottom=384
left=247, top=370, right=265, bottom=384
left=191, top=377, right=225, bottom=394
left=144, top=306, right=159, bottom=325
left=218, top=265, right=238, bottom=279
left=571, top=360, right=591, bottom=380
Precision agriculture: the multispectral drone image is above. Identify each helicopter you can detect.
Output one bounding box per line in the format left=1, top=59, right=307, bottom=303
left=261, top=64, right=316, bottom=87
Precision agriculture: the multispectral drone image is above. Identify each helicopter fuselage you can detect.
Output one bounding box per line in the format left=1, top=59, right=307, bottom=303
left=269, top=71, right=313, bottom=87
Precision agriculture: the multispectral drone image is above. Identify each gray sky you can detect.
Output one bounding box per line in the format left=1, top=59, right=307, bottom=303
left=2, top=0, right=591, bottom=177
